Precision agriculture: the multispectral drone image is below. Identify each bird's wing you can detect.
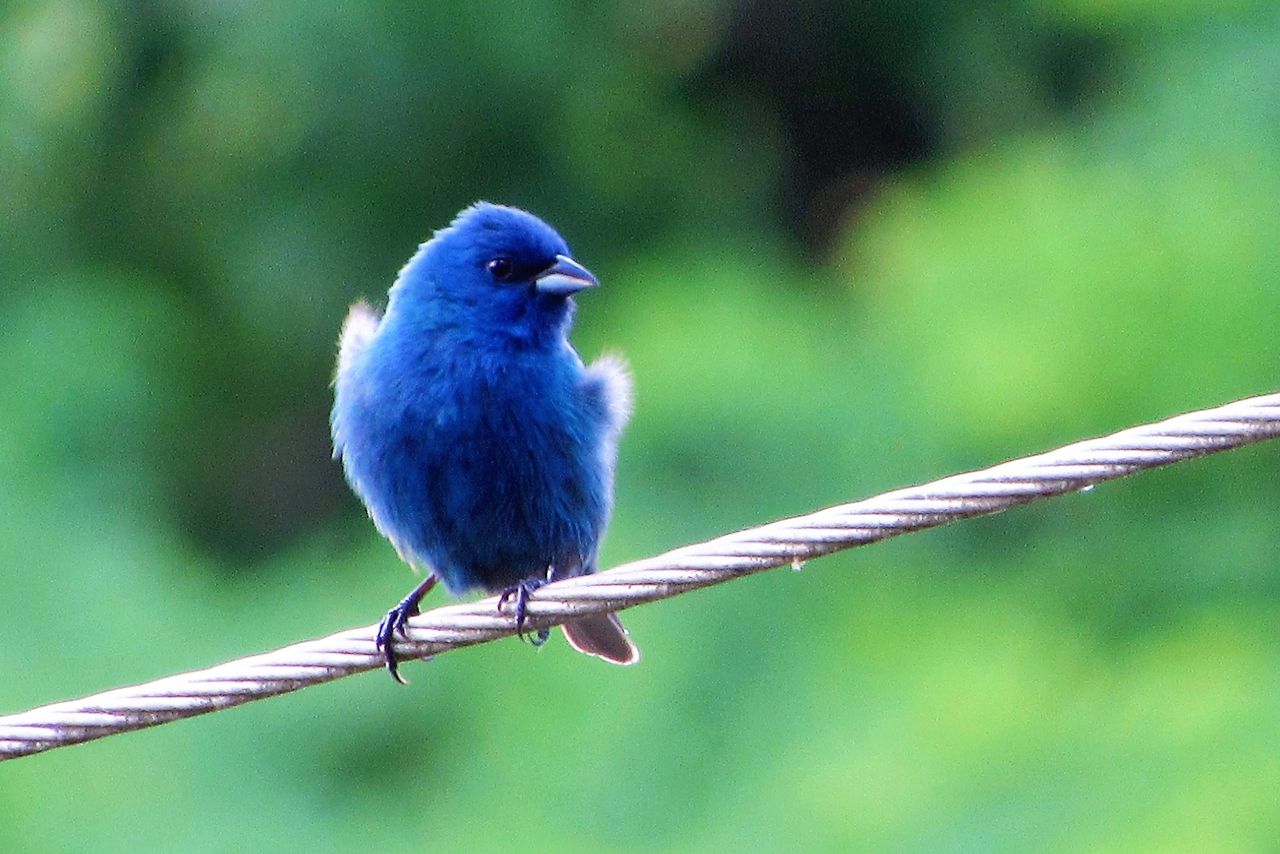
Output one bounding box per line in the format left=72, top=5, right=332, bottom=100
left=582, top=352, right=634, bottom=436
left=331, top=300, right=383, bottom=462
left=336, top=300, right=382, bottom=379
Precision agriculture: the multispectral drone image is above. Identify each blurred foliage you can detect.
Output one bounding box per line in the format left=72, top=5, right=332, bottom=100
left=2, top=1, right=1279, bottom=852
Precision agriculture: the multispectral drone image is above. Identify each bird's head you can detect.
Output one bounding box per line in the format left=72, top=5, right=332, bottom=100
left=389, top=202, right=598, bottom=344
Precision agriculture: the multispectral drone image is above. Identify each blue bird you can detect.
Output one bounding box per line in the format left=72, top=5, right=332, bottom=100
left=332, top=202, right=639, bottom=681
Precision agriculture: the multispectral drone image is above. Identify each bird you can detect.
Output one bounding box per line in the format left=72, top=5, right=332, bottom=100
left=331, top=202, right=639, bottom=681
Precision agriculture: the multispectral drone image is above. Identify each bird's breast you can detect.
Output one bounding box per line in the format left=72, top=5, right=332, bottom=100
left=386, top=351, right=608, bottom=591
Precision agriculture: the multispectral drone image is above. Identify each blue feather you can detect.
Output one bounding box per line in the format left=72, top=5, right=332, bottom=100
left=332, top=203, right=638, bottom=674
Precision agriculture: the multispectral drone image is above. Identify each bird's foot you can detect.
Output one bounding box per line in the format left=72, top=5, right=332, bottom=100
left=376, top=575, right=440, bottom=684
left=498, top=576, right=552, bottom=646
left=375, top=601, right=418, bottom=684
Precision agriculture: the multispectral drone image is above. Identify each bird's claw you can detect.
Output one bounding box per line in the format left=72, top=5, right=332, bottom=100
left=376, top=574, right=440, bottom=684
left=375, top=598, right=421, bottom=684
left=498, top=578, right=551, bottom=646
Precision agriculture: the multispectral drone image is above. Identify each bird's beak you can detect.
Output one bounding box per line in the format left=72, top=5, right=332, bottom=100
left=534, top=254, right=599, bottom=296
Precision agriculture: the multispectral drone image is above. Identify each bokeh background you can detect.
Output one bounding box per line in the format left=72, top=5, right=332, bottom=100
left=3, top=1, right=1280, bottom=851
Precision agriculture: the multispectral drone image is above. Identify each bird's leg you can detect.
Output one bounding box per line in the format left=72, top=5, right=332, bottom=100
left=498, top=565, right=556, bottom=646
left=376, top=574, right=440, bottom=684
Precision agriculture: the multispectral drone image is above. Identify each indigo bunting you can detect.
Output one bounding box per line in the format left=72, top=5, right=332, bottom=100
left=332, top=202, right=638, bottom=681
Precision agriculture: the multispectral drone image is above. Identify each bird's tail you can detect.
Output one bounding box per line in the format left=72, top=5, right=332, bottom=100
left=562, top=612, right=640, bottom=665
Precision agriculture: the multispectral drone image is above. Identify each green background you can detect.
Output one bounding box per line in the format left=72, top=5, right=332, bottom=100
left=3, top=2, right=1279, bottom=851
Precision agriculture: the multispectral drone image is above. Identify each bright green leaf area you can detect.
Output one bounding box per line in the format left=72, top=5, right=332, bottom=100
left=1, top=3, right=1279, bottom=852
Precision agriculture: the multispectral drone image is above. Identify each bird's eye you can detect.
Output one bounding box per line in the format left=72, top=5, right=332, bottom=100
left=486, top=257, right=514, bottom=281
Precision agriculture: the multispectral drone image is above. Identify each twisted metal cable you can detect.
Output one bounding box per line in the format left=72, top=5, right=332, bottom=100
left=3, top=391, right=1279, bottom=761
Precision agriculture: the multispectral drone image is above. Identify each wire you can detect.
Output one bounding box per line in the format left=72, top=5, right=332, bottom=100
left=2, top=391, right=1278, bottom=761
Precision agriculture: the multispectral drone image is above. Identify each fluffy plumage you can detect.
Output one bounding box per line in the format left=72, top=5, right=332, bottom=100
left=332, top=203, right=638, bottom=678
